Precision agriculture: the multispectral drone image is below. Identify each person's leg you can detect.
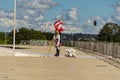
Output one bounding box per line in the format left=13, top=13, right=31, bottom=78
left=54, top=48, right=60, bottom=56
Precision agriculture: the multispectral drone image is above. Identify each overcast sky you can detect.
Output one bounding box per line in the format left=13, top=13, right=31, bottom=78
left=0, top=0, right=120, bottom=34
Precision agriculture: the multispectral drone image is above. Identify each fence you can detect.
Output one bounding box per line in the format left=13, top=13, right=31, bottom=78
left=62, top=41, right=120, bottom=59
left=21, top=40, right=120, bottom=59
left=21, top=40, right=48, bottom=46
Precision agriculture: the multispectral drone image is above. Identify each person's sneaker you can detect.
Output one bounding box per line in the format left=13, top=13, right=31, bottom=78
left=54, top=53, right=59, bottom=57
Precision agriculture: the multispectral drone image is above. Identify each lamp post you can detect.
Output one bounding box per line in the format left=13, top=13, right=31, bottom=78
left=13, top=0, right=16, bottom=50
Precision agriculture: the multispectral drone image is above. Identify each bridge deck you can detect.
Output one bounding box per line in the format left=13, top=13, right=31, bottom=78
left=0, top=45, right=120, bottom=80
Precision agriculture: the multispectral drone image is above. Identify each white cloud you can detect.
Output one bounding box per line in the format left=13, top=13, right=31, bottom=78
left=115, top=15, right=120, bottom=20
left=27, top=1, right=49, bottom=9
left=17, top=0, right=56, bottom=10
left=26, top=9, right=34, bottom=15
left=54, top=7, right=81, bottom=33
left=63, top=24, right=83, bottom=34
left=84, top=17, right=104, bottom=34
left=115, top=7, right=120, bottom=13
left=0, top=0, right=57, bottom=32
left=35, top=15, right=44, bottom=21
left=16, top=0, right=57, bottom=26
left=0, top=10, right=6, bottom=17
left=0, top=18, right=13, bottom=27
left=0, top=10, right=13, bottom=18
left=84, top=16, right=117, bottom=34
left=87, top=19, right=93, bottom=26
left=0, top=0, right=82, bottom=33
left=17, top=20, right=30, bottom=28
left=24, top=15, right=30, bottom=20
left=67, top=7, right=78, bottom=21
left=112, top=1, right=120, bottom=23
left=1, top=0, right=120, bottom=34
left=37, top=21, right=54, bottom=32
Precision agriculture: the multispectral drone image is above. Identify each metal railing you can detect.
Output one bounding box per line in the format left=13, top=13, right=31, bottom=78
left=21, top=40, right=120, bottom=59
left=62, top=41, right=120, bottom=59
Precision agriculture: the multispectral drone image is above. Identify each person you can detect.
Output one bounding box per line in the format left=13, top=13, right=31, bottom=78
left=54, top=30, right=61, bottom=56
left=53, top=19, right=64, bottom=56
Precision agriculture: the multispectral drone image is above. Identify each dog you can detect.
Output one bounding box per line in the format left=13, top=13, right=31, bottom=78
left=65, top=48, right=76, bottom=57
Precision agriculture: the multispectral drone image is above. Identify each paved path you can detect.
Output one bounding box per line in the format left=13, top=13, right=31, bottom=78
left=0, top=45, right=120, bottom=80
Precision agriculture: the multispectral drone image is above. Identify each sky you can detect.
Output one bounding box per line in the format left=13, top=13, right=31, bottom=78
left=0, top=0, right=120, bottom=34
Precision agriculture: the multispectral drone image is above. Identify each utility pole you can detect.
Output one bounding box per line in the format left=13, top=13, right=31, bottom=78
left=13, top=0, right=16, bottom=50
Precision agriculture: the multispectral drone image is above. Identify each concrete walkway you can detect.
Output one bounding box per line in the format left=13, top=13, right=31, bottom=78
left=0, top=47, right=15, bottom=56
left=0, top=45, right=120, bottom=80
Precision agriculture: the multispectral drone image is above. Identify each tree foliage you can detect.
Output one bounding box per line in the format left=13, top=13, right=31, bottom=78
left=0, top=32, right=5, bottom=44
left=98, top=23, right=120, bottom=42
left=0, top=27, right=53, bottom=44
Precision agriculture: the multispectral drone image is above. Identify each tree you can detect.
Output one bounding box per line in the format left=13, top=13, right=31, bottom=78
left=0, top=32, right=5, bottom=44
left=1, top=27, right=54, bottom=44
left=8, top=29, right=18, bottom=44
left=18, top=27, right=30, bottom=40
left=98, top=23, right=120, bottom=42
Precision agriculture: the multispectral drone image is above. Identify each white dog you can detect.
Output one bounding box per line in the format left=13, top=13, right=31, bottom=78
left=65, top=48, right=76, bottom=57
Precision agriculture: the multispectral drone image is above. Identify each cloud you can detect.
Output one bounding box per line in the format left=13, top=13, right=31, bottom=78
left=78, top=1, right=120, bottom=34
left=115, top=7, right=120, bottom=13
left=17, top=0, right=57, bottom=27
left=0, top=0, right=58, bottom=32
left=26, top=0, right=56, bottom=9
left=0, top=10, right=13, bottom=19
left=67, top=7, right=79, bottom=21
left=26, top=9, right=35, bottom=15
left=35, top=15, right=44, bottom=21
left=17, top=0, right=56, bottom=19
left=0, top=17, right=13, bottom=32
left=0, top=9, right=14, bottom=32
left=111, top=1, right=120, bottom=23
left=63, top=25, right=83, bottom=34
left=16, top=0, right=57, bottom=30
left=83, top=15, right=117, bottom=34
left=53, top=7, right=81, bottom=33
left=24, top=15, right=30, bottom=20
left=17, top=0, right=56, bottom=12
left=15, top=0, right=120, bottom=34
left=0, top=18, right=13, bottom=27
left=1, top=0, right=120, bottom=34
